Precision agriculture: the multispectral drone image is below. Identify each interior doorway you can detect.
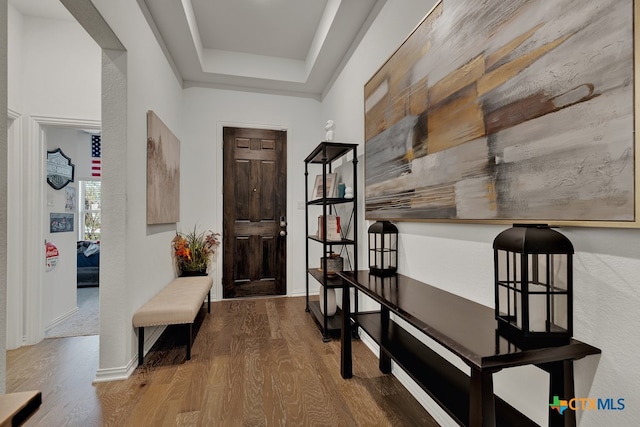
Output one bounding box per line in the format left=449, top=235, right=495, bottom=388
left=43, top=125, right=102, bottom=338
left=5, top=116, right=101, bottom=348
left=222, top=127, right=287, bottom=298
left=43, top=124, right=101, bottom=339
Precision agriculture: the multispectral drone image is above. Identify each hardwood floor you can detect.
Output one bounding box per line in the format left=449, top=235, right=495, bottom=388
left=7, top=296, right=438, bottom=426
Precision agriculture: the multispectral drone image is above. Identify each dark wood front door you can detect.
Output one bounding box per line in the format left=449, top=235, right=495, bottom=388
left=223, top=127, right=287, bottom=298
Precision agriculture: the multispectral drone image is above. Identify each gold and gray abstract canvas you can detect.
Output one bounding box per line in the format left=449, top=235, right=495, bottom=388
left=365, top=0, right=634, bottom=223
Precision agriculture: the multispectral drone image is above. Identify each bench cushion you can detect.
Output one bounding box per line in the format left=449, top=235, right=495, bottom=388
left=132, top=276, right=213, bottom=327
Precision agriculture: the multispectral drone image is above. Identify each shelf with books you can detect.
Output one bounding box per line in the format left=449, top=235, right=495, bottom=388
left=304, top=141, right=359, bottom=342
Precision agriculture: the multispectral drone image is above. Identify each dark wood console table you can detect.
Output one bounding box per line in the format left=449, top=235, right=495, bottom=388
left=338, top=271, right=601, bottom=427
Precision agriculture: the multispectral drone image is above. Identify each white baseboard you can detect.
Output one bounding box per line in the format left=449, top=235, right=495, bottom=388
left=93, top=325, right=166, bottom=383
left=289, top=290, right=307, bottom=297
left=93, top=360, right=137, bottom=383
left=45, top=307, right=79, bottom=330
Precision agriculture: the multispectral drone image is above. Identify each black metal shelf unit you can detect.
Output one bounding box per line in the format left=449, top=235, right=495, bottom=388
left=304, top=141, right=358, bottom=341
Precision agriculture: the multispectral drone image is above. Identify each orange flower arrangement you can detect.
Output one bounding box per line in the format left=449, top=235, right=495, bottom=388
left=172, top=226, right=220, bottom=274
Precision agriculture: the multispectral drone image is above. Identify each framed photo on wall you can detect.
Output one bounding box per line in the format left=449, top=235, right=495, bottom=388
left=50, top=213, right=74, bottom=233
left=312, top=173, right=337, bottom=200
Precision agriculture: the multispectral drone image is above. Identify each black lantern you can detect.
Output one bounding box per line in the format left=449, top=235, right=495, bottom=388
left=493, top=224, right=573, bottom=348
left=368, top=221, right=398, bottom=276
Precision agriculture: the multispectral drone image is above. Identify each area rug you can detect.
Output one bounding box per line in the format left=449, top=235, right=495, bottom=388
left=45, top=287, right=99, bottom=338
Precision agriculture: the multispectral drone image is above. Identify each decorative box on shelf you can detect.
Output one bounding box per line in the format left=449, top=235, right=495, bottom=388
left=319, top=253, right=344, bottom=277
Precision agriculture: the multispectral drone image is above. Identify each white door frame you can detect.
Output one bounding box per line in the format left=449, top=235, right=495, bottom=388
left=17, top=116, right=101, bottom=345
left=6, top=109, right=23, bottom=349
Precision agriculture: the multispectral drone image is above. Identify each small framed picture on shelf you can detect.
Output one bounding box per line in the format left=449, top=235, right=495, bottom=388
left=311, top=173, right=337, bottom=200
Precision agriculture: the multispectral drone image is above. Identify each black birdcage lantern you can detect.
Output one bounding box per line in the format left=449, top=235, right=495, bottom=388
left=493, top=224, right=573, bottom=348
left=368, top=221, right=398, bottom=276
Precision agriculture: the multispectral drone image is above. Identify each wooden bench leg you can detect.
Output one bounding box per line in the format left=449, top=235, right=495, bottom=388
left=138, top=327, right=144, bottom=366
left=186, top=323, right=192, bottom=360
left=208, top=291, right=211, bottom=313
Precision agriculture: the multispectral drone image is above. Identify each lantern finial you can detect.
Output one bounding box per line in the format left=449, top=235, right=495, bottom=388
left=493, top=224, right=573, bottom=348
left=368, top=221, right=398, bottom=276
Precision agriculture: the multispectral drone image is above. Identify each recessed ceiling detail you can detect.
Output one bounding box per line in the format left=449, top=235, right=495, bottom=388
left=140, top=0, right=385, bottom=99
left=11, top=0, right=386, bottom=99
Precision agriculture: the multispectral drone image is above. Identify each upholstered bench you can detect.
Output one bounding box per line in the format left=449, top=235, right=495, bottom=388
left=132, top=276, right=213, bottom=365
left=0, top=390, right=41, bottom=426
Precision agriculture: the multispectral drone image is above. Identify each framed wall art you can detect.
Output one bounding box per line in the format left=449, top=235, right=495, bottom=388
left=312, top=173, right=338, bottom=200
left=146, top=110, right=180, bottom=224
left=65, top=187, right=76, bottom=212
left=50, top=213, right=74, bottom=233
left=46, top=148, right=75, bottom=190
left=364, top=0, right=637, bottom=227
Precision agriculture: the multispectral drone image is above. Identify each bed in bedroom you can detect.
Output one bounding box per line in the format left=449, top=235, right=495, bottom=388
left=77, top=240, right=99, bottom=287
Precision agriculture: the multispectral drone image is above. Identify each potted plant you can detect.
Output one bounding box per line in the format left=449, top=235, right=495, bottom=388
left=172, top=226, right=220, bottom=276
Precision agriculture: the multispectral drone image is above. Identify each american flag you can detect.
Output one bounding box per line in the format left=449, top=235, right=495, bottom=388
left=91, top=135, right=101, bottom=177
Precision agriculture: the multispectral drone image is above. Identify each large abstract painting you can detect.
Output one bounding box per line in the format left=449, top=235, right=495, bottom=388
left=364, top=0, right=635, bottom=225
left=147, top=111, right=180, bottom=224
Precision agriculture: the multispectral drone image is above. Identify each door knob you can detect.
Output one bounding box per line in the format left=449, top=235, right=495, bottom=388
left=280, top=230, right=287, bottom=237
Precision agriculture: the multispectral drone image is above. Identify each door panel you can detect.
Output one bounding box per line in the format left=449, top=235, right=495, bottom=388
left=234, top=160, right=251, bottom=220
left=223, top=127, right=287, bottom=298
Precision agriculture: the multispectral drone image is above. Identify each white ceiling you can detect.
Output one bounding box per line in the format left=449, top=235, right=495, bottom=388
left=10, top=0, right=74, bottom=21
left=11, top=0, right=385, bottom=99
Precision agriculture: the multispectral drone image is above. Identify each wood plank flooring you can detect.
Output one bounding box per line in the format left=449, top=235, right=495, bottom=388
left=7, top=296, right=438, bottom=426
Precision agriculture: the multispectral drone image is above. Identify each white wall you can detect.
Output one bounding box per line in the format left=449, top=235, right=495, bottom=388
left=321, top=0, right=640, bottom=426
left=89, top=0, right=186, bottom=375
left=7, top=3, right=22, bottom=113
left=6, top=5, right=101, bottom=351
left=1, top=0, right=9, bottom=395
left=18, top=15, right=100, bottom=118
left=181, top=87, right=322, bottom=299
